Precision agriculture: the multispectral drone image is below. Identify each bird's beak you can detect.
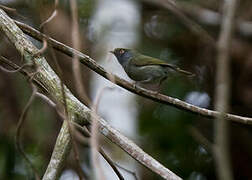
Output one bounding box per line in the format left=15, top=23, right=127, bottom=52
left=109, top=50, right=114, bottom=54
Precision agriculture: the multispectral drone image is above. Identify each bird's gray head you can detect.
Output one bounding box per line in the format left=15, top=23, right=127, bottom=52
left=110, top=48, right=134, bottom=66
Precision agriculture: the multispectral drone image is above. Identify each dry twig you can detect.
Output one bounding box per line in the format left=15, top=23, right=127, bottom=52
left=90, top=87, right=115, bottom=179
left=0, top=62, right=31, bottom=73
left=70, top=0, right=91, bottom=107
left=114, top=162, right=139, bottom=180
left=15, top=83, right=40, bottom=180
left=39, top=0, right=59, bottom=29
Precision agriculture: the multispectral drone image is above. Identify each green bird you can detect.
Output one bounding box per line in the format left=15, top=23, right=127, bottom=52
left=110, top=48, right=194, bottom=87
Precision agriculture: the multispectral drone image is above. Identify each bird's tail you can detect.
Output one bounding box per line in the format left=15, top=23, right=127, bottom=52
left=162, top=63, right=195, bottom=77
left=174, top=67, right=195, bottom=77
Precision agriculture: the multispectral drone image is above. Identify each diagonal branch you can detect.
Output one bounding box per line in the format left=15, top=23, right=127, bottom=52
left=13, top=19, right=252, bottom=125
left=0, top=8, right=181, bottom=180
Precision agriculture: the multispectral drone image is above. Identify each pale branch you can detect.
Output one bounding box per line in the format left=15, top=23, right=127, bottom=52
left=0, top=9, right=181, bottom=180
left=13, top=19, right=252, bottom=125
left=214, top=0, right=237, bottom=179
left=43, top=120, right=72, bottom=180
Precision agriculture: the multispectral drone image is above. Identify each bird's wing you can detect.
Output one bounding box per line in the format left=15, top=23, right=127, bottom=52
left=131, top=54, right=175, bottom=68
left=131, top=54, right=194, bottom=76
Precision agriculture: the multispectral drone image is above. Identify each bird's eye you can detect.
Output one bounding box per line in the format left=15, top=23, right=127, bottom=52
left=119, top=49, right=125, bottom=54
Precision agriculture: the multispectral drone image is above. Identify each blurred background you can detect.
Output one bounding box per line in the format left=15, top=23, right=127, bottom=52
left=1, top=0, right=252, bottom=179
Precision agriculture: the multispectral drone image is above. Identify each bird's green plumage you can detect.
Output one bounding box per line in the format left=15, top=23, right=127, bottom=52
left=131, top=53, right=193, bottom=76
left=130, top=53, right=176, bottom=68
left=110, top=48, right=194, bottom=85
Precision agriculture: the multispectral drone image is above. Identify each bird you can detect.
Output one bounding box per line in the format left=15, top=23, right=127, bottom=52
left=110, top=48, right=194, bottom=88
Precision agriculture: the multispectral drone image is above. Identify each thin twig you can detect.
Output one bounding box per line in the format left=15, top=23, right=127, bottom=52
left=39, top=0, right=58, bottom=29
left=188, top=126, right=213, bottom=153
left=14, top=20, right=252, bottom=125
left=0, top=62, right=31, bottom=73
left=72, top=121, right=125, bottom=180
left=99, top=148, right=125, bottom=180
left=90, top=87, right=115, bottom=179
left=15, top=83, right=40, bottom=180
left=35, top=92, right=56, bottom=108
left=70, top=0, right=91, bottom=107
left=0, top=56, right=49, bottom=94
left=72, top=122, right=91, bottom=138
left=114, top=162, right=139, bottom=180
left=0, top=5, right=16, bottom=12
left=214, top=0, right=237, bottom=180
left=0, top=5, right=26, bottom=19
left=34, top=38, right=48, bottom=57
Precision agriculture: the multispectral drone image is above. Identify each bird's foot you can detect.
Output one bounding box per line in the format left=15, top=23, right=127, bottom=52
left=133, top=82, right=138, bottom=89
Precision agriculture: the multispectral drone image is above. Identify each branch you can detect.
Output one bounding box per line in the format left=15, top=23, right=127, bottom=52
left=73, top=122, right=125, bottom=180
left=13, top=19, right=252, bottom=125
left=0, top=9, right=181, bottom=180
left=214, top=0, right=237, bottom=179
left=43, top=120, right=72, bottom=180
